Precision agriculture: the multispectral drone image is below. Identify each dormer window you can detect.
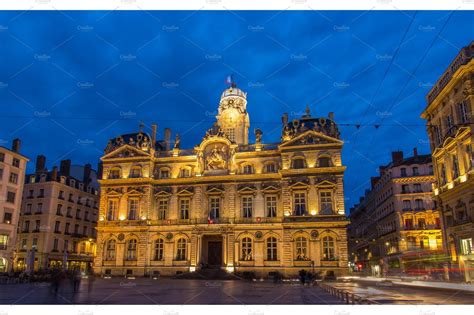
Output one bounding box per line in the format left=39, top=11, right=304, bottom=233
left=318, top=156, right=331, bottom=167
left=159, top=169, right=170, bottom=179
left=109, top=168, right=121, bottom=179
left=129, top=166, right=141, bottom=178
left=243, top=164, right=254, bottom=174
left=180, top=168, right=191, bottom=178
left=265, top=162, right=277, bottom=173
left=292, top=158, right=305, bottom=169
left=70, top=179, right=76, bottom=188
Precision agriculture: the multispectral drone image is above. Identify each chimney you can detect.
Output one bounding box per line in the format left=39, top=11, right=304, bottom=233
left=59, top=159, right=71, bottom=177
left=391, top=151, right=404, bottom=165
left=97, top=161, right=104, bottom=180
left=51, top=166, right=58, bottom=181
left=36, top=155, right=46, bottom=173
left=83, top=163, right=92, bottom=186
left=151, top=124, right=157, bottom=148
left=164, top=128, right=171, bottom=151
left=413, top=147, right=418, bottom=157
left=12, top=138, right=21, bottom=153
left=328, top=112, right=334, bottom=121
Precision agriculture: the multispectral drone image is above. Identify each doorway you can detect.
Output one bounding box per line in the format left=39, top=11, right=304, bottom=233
left=207, top=241, right=223, bottom=266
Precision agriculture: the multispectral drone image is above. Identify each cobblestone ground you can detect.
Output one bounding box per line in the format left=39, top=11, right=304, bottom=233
left=0, top=278, right=343, bottom=305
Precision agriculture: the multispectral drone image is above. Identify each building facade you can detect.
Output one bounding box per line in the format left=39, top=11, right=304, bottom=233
left=348, top=149, right=442, bottom=277
left=14, top=156, right=99, bottom=272
left=0, top=139, right=28, bottom=272
left=94, top=83, right=349, bottom=278
left=421, top=41, right=474, bottom=282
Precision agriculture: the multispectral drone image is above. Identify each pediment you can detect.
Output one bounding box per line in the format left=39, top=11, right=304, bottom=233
left=289, top=181, right=309, bottom=189
left=177, top=187, right=194, bottom=196
left=314, top=179, right=337, bottom=188
left=237, top=185, right=257, bottom=193
left=207, top=185, right=225, bottom=194
left=261, top=184, right=281, bottom=192
left=125, top=188, right=143, bottom=196
left=105, top=189, right=123, bottom=197
left=154, top=190, right=172, bottom=198
left=280, top=130, right=342, bottom=148
left=102, top=144, right=150, bottom=160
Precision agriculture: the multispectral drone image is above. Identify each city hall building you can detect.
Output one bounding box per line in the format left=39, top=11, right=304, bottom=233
left=94, top=83, right=349, bottom=278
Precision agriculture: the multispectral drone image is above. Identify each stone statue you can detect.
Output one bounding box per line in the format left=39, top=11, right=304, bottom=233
left=255, top=128, right=262, bottom=143
left=206, top=145, right=227, bottom=170
left=174, top=134, right=181, bottom=149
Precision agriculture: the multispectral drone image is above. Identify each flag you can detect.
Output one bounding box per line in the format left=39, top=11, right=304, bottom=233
left=207, top=212, right=214, bottom=224
left=225, top=74, right=233, bottom=85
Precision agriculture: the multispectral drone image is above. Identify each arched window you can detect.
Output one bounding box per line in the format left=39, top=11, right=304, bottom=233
left=241, top=237, right=253, bottom=261
left=318, top=156, right=331, bottom=167
left=266, top=237, right=278, bottom=261
left=180, top=168, right=191, bottom=178
left=159, top=168, right=170, bottom=179
left=419, top=236, right=429, bottom=249
left=243, top=164, right=254, bottom=174
left=407, top=236, right=416, bottom=249
left=265, top=162, right=277, bottom=173
left=153, top=239, right=164, bottom=261
left=125, top=239, right=137, bottom=260
left=322, top=236, right=335, bottom=260
left=295, top=237, right=308, bottom=260
left=176, top=238, right=187, bottom=261
left=129, top=166, right=141, bottom=178
left=292, top=158, right=305, bottom=169
left=105, top=239, right=116, bottom=261
left=109, top=168, right=121, bottom=179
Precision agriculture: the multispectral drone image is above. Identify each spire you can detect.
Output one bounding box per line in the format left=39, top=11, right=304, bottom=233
left=303, top=105, right=311, bottom=118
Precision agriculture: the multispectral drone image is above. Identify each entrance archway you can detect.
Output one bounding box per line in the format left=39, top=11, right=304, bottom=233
left=201, top=235, right=223, bottom=268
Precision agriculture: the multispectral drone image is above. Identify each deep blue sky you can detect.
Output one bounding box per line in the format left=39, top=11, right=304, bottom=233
left=0, top=10, right=473, bottom=211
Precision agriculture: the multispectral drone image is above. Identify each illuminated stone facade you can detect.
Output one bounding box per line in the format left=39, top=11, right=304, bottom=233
left=94, top=84, right=349, bottom=278
left=348, top=150, right=442, bottom=276
left=15, top=157, right=99, bottom=272
left=0, top=140, right=28, bottom=272
left=421, top=41, right=474, bottom=282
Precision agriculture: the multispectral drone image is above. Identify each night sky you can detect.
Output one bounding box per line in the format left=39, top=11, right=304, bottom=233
left=0, top=10, right=473, bottom=211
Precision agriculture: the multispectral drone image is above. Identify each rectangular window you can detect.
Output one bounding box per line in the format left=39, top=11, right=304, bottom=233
left=414, top=184, right=422, bottom=192
left=54, top=221, right=60, bottom=233
left=9, top=172, right=18, bottom=184
left=65, top=223, right=70, bottom=234
left=74, top=224, right=79, bottom=234
left=6, top=191, right=16, bottom=203
left=32, top=238, right=38, bottom=249
left=34, top=220, right=40, bottom=232
left=107, top=200, right=117, bottom=221
left=0, top=235, right=8, bottom=250
left=38, top=189, right=44, bottom=197
left=0, top=168, right=3, bottom=180
left=83, top=226, right=87, bottom=236
left=66, top=207, right=72, bottom=217
left=401, top=184, right=410, bottom=193
left=319, top=191, right=333, bottom=214
left=128, top=199, right=138, bottom=220
left=21, top=239, right=27, bottom=250
left=25, top=204, right=32, bottom=214
left=53, top=239, right=58, bottom=251
left=23, top=221, right=29, bottom=232
left=293, top=192, right=306, bottom=216
left=460, top=238, right=473, bottom=255
left=418, top=218, right=426, bottom=229
left=403, top=200, right=411, bottom=210
left=76, top=209, right=81, bottom=220
left=3, top=212, right=12, bottom=224
left=400, top=168, right=407, bottom=177
left=84, top=211, right=89, bottom=221
left=266, top=195, right=277, bottom=218
left=458, top=101, right=469, bottom=124
left=56, top=204, right=63, bottom=216
left=209, top=196, right=220, bottom=219
left=12, top=158, right=20, bottom=168
left=242, top=196, right=253, bottom=218
left=179, top=198, right=190, bottom=220
left=64, top=240, right=69, bottom=252
left=0, top=152, right=4, bottom=162
left=158, top=199, right=168, bottom=220
left=412, top=167, right=419, bottom=176
left=405, top=218, right=413, bottom=229
left=36, top=203, right=42, bottom=214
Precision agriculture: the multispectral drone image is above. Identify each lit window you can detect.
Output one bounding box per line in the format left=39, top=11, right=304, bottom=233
left=318, top=157, right=331, bottom=167
left=293, top=192, right=306, bottom=216
left=176, top=238, right=187, bottom=260
left=460, top=238, right=473, bottom=255
left=241, top=237, right=252, bottom=261
left=322, top=236, right=335, bottom=260
left=125, top=239, right=137, bottom=260
left=180, top=168, right=191, bottom=178
left=153, top=239, right=164, bottom=261
left=265, top=163, right=277, bottom=173
left=179, top=198, right=190, bottom=220
left=209, top=197, right=220, bottom=219
left=160, top=169, right=169, bottom=179
left=319, top=191, right=333, bottom=214
left=109, top=168, right=121, bottom=179
left=107, top=200, right=118, bottom=221
left=8, top=172, right=18, bottom=184
left=295, top=237, right=308, bottom=260
left=158, top=199, right=168, bottom=220
left=129, top=167, right=141, bottom=178
left=128, top=199, right=139, bottom=220
left=242, top=196, right=253, bottom=218
left=419, top=236, right=429, bottom=249
left=266, top=195, right=277, bottom=218
left=105, top=240, right=116, bottom=260
left=266, top=237, right=278, bottom=261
